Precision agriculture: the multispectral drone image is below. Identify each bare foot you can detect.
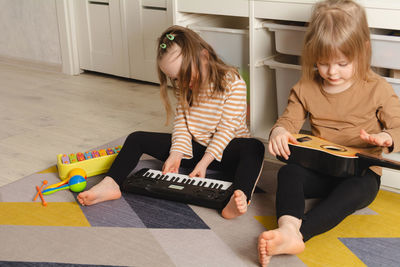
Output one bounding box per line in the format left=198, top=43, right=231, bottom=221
left=257, top=225, right=305, bottom=266
left=221, top=190, right=248, bottom=219
left=258, top=234, right=271, bottom=267
left=77, top=176, right=121, bottom=206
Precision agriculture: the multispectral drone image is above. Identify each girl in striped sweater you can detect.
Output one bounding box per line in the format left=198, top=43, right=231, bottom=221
left=78, top=25, right=265, bottom=219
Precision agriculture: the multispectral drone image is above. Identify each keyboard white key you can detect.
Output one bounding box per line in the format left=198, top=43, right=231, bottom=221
left=143, top=169, right=232, bottom=190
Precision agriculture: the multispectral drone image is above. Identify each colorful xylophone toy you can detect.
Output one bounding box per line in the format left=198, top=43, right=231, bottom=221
left=57, top=145, right=122, bottom=180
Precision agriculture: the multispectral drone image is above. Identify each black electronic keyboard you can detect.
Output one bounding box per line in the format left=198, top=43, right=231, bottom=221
left=121, top=168, right=233, bottom=209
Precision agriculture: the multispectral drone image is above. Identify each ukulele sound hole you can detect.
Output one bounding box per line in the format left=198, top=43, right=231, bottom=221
left=297, top=136, right=312, bottom=142
left=321, top=145, right=347, bottom=152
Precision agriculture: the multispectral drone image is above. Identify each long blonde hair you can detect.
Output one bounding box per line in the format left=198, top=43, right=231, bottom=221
left=301, top=0, right=371, bottom=83
left=156, top=25, right=239, bottom=123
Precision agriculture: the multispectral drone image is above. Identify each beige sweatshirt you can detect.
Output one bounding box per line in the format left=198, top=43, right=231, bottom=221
left=273, top=71, right=400, bottom=175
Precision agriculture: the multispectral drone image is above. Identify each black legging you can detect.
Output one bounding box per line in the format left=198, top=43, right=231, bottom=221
left=276, top=164, right=380, bottom=241
left=107, top=131, right=265, bottom=203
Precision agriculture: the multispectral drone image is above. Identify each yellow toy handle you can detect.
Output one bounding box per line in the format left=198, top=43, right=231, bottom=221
left=44, top=179, right=69, bottom=190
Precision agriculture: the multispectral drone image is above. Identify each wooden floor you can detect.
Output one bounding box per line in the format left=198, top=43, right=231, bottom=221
left=0, top=60, right=172, bottom=187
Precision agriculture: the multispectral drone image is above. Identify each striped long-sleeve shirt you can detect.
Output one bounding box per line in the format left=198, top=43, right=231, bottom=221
left=170, top=74, right=250, bottom=161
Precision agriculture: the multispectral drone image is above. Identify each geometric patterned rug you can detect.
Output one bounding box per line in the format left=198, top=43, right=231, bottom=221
left=0, top=138, right=399, bottom=267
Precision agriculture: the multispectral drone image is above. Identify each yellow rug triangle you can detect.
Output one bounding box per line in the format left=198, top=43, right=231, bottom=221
left=0, top=202, right=90, bottom=227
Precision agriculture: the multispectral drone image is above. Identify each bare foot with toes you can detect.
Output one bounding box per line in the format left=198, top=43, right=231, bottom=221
left=77, top=176, right=121, bottom=206
left=221, top=190, right=248, bottom=219
left=258, top=223, right=305, bottom=267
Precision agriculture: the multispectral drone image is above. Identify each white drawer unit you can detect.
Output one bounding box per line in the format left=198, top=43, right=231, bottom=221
left=176, top=0, right=249, bottom=17
left=262, top=22, right=307, bottom=56
left=263, top=55, right=301, bottom=116
left=254, top=0, right=315, bottom=22
left=370, top=31, right=400, bottom=70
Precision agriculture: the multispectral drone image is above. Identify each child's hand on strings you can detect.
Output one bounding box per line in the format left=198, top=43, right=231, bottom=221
left=268, top=127, right=297, bottom=160
left=162, top=151, right=183, bottom=174
left=189, top=152, right=214, bottom=178
left=360, top=129, right=393, bottom=148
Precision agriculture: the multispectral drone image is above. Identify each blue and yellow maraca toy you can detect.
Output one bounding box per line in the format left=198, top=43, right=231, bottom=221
left=42, top=175, right=87, bottom=195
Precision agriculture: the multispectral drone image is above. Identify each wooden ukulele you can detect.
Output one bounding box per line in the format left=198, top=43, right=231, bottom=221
left=277, top=134, right=400, bottom=177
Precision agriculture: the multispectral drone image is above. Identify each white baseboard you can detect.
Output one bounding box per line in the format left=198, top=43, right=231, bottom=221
left=381, top=185, right=400, bottom=194
left=381, top=168, right=400, bottom=191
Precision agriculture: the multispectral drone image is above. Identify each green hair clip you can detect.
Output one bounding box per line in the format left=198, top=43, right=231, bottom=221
left=166, top=33, right=175, bottom=40
left=160, top=43, right=167, bottom=49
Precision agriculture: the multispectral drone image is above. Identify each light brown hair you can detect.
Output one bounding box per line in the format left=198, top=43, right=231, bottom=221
left=301, top=0, right=371, bottom=83
left=156, top=25, right=239, bottom=123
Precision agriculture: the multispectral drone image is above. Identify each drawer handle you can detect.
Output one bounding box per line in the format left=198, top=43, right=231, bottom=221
left=143, top=6, right=167, bottom=11
left=89, top=1, right=109, bottom=5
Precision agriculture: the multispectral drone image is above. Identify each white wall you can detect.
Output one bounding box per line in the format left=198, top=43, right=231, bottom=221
left=0, top=0, right=62, bottom=65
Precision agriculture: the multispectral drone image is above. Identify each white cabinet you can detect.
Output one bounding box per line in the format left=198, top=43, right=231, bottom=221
left=74, top=0, right=172, bottom=82
left=126, top=0, right=172, bottom=83
left=75, top=0, right=130, bottom=77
